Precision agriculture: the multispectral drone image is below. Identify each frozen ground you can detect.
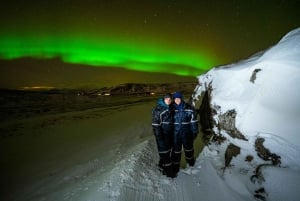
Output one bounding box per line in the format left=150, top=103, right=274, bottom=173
left=0, top=99, right=154, bottom=201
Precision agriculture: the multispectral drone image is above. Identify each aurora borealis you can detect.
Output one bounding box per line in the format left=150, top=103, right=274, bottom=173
left=0, top=34, right=212, bottom=76
left=1, top=0, right=300, bottom=88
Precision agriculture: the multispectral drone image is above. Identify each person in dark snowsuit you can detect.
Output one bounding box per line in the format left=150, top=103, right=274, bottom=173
left=171, top=92, right=199, bottom=175
left=152, top=93, right=174, bottom=178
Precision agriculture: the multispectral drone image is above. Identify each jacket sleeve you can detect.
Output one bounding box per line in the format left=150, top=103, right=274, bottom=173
left=152, top=108, right=162, bottom=136
left=190, top=107, right=199, bottom=137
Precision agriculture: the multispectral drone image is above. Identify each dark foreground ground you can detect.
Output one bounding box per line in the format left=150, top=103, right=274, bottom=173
left=0, top=87, right=206, bottom=201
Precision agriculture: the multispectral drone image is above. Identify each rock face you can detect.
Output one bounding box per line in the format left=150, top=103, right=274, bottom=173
left=194, top=89, right=281, bottom=159
left=195, top=88, right=214, bottom=136
left=250, top=68, right=262, bottom=83
left=255, top=137, right=281, bottom=165
left=225, top=143, right=241, bottom=167
left=194, top=84, right=247, bottom=142
left=194, top=87, right=283, bottom=200
left=218, top=109, right=247, bottom=141
left=194, top=89, right=244, bottom=167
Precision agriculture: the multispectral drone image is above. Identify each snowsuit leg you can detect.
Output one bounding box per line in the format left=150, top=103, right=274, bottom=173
left=171, top=150, right=181, bottom=175
left=154, top=131, right=173, bottom=177
left=171, top=133, right=183, bottom=175
left=183, top=133, right=195, bottom=166
left=159, top=150, right=172, bottom=176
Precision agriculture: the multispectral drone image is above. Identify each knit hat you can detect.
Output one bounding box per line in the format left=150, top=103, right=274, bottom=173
left=163, top=93, right=172, bottom=99
left=173, top=92, right=183, bottom=99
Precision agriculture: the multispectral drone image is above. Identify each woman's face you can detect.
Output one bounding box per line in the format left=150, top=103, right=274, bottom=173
left=174, top=98, right=181, bottom=105
left=164, top=97, right=172, bottom=105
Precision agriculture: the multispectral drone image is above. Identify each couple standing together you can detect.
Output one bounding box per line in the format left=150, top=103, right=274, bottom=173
left=152, top=92, right=199, bottom=178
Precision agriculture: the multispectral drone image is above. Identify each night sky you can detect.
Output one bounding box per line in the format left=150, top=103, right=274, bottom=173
left=0, top=0, right=300, bottom=88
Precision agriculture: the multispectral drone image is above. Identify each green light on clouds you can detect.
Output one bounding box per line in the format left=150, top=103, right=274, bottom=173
left=0, top=34, right=216, bottom=76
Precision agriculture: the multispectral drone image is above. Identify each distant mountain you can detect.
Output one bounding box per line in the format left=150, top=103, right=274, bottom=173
left=96, top=82, right=197, bottom=96
left=0, top=81, right=197, bottom=122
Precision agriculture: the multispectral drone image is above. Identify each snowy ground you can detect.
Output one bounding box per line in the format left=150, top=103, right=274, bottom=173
left=0, top=97, right=256, bottom=201
left=0, top=100, right=153, bottom=201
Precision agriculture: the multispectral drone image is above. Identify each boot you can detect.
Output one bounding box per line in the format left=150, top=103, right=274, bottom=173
left=164, top=164, right=175, bottom=178
left=172, top=163, right=180, bottom=177
left=187, top=157, right=195, bottom=167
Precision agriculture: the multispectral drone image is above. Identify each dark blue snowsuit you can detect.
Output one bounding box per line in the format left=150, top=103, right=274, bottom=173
left=152, top=98, right=174, bottom=177
left=172, top=100, right=198, bottom=174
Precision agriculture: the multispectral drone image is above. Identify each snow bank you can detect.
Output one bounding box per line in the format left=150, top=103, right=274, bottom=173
left=195, top=27, right=300, bottom=144
left=193, top=27, right=300, bottom=200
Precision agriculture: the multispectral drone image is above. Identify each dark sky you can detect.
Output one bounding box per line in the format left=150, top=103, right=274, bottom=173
left=0, top=0, right=300, bottom=88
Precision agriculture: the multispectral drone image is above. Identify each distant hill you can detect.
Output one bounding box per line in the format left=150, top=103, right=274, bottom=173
left=0, top=82, right=197, bottom=122
left=97, top=82, right=197, bottom=96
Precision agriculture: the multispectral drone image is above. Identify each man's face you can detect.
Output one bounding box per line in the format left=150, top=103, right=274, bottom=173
left=164, top=97, right=172, bottom=105
left=174, top=98, right=181, bottom=105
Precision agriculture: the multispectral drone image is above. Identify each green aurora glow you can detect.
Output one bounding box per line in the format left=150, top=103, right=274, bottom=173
left=0, top=34, right=216, bottom=76
left=1, top=0, right=299, bottom=85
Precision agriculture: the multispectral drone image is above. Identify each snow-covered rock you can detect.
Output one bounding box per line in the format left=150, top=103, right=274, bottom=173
left=193, top=27, right=300, bottom=200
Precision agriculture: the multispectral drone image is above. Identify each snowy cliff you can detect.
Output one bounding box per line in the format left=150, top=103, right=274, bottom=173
left=192, top=27, right=300, bottom=200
